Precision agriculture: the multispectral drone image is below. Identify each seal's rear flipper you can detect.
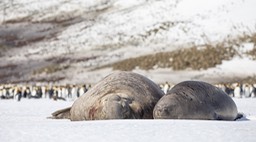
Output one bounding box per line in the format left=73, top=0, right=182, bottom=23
left=47, top=107, right=71, bottom=119
left=235, top=112, right=244, bottom=120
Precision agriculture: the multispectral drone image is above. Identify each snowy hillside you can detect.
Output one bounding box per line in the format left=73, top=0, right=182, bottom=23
left=0, top=0, right=256, bottom=84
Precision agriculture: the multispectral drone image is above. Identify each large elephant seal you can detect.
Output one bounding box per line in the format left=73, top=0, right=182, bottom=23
left=50, top=71, right=164, bottom=121
left=153, top=81, right=241, bottom=120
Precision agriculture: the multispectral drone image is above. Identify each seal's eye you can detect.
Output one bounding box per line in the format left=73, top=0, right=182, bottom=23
left=106, top=95, right=121, bottom=101
left=156, top=106, right=171, bottom=116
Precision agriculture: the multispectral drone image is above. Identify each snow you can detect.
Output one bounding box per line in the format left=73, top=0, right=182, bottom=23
left=1, top=0, right=256, bottom=53
left=0, top=98, right=256, bottom=142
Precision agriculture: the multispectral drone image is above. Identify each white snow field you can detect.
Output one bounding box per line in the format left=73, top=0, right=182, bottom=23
left=0, top=98, right=255, bottom=142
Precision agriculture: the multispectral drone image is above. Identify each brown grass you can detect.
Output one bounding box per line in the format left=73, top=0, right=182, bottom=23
left=243, top=33, right=256, bottom=60
left=247, top=47, right=256, bottom=60
left=240, top=76, right=256, bottom=84
left=33, top=64, right=70, bottom=75
left=108, top=45, right=236, bottom=71
left=45, top=56, right=98, bottom=64
left=0, top=64, right=18, bottom=70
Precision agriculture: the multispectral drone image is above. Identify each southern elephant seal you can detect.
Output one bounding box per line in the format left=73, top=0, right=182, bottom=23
left=153, top=81, right=241, bottom=120
left=50, top=71, right=164, bottom=121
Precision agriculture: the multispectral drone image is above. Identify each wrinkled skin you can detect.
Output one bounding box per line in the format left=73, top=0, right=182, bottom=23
left=50, top=71, right=164, bottom=121
left=153, top=81, right=240, bottom=121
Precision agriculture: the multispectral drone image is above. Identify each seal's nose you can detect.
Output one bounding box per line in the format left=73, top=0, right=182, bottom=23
left=153, top=106, right=169, bottom=119
left=153, top=108, right=161, bottom=118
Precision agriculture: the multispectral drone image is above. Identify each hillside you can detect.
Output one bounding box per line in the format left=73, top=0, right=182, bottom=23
left=0, top=0, right=256, bottom=84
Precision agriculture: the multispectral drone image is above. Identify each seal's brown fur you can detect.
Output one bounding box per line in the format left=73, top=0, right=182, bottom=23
left=50, top=71, right=164, bottom=121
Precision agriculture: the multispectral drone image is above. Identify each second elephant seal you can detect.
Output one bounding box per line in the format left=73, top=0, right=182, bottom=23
left=153, top=81, right=241, bottom=120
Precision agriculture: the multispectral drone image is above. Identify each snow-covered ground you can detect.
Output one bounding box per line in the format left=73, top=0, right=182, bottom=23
left=0, top=98, right=255, bottom=142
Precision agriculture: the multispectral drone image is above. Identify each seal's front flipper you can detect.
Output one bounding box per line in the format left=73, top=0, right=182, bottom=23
left=47, top=107, right=71, bottom=119
left=235, top=112, right=244, bottom=120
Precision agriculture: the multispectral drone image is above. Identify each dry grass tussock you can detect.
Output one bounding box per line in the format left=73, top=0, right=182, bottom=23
left=240, top=76, right=256, bottom=84
left=247, top=48, right=256, bottom=60
left=100, top=33, right=256, bottom=71
left=245, top=33, right=256, bottom=60
left=109, top=45, right=235, bottom=71
left=33, top=64, right=70, bottom=75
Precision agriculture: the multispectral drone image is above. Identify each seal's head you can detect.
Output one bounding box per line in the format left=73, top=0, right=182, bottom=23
left=153, top=94, right=184, bottom=119
left=89, top=94, right=143, bottom=120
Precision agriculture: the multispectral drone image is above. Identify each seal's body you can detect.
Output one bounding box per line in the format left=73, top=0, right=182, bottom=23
left=50, top=71, right=164, bottom=121
left=153, top=81, right=239, bottom=120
